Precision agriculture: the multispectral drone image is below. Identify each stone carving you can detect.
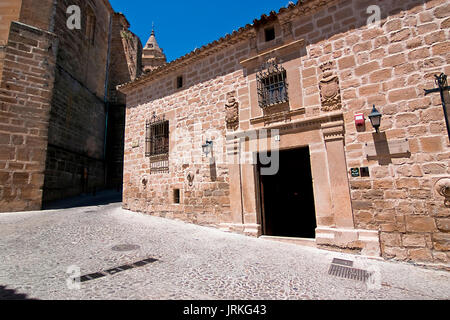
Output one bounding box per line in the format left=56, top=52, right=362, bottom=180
left=435, top=178, right=450, bottom=207
left=225, top=91, right=239, bottom=131
left=319, top=61, right=342, bottom=112
left=187, top=171, right=195, bottom=187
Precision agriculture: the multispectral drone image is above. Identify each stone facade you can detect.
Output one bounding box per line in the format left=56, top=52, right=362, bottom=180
left=0, top=0, right=142, bottom=210
left=119, top=0, right=450, bottom=266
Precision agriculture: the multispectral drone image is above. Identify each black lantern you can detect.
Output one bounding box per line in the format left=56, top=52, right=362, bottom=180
left=202, top=140, right=213, bottom=157
left=368, top=105, right=382, bottom=133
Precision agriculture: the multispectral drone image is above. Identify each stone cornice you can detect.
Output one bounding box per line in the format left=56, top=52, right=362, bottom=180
left=240, top=39, right=305, bottom=68
left=226, top=111, right=344, bottom=140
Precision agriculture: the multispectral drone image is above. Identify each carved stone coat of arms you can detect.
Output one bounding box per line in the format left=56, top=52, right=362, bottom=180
left=225, top=91, right=239, bottom=131
left=319, top=62, right=342, bottom=112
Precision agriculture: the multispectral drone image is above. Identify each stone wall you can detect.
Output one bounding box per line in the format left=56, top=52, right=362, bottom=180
left=43, top=66, right=107, bottom=202
left=121, top=0, right=449, bottom=264
left=0, top=0, right=141, bottom=208
left=104, top=13, right=142, bottom=189
left=18, top=0, right=54, bottom=32
left=0, top=0, right=22, bottom=45
left=0, top=21, right=58, bottom=211
left=0, top=0, right=22, bottom=80
left=331, top=0, right=450, bottom=264
left=108, top=13, right=142, bottom=105
left=41, top=0, right=112, bottom=202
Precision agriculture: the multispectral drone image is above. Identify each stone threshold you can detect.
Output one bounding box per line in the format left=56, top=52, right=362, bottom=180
left=259, top=235, right=317, bottom=248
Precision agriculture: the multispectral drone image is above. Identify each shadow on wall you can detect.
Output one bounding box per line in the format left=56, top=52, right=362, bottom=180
left=0, top=286, right=38, bottom=300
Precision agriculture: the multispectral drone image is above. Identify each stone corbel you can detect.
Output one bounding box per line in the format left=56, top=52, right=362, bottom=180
left=435, top=178, right=450, bottom=207
left=321, top=120, right=345, bottom=142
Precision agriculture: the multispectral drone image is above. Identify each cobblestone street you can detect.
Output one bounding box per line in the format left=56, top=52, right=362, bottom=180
left=0, top=195, right=449, bottom=300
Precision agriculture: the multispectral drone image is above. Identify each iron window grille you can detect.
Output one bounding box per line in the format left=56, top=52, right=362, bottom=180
left=145, top=112, right=169, bottom=158
left=257, top=58, right=289, bottom=109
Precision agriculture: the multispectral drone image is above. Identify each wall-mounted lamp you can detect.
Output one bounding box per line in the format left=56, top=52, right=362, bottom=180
left=368, top=105, right=382, bottom=133
left=202, top=140, right=213, bottom=157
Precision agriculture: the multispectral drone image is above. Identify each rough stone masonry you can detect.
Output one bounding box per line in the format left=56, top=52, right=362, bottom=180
left=118, top=0, right=450, bottom=267
left=0, top=0, right=142, bottom=210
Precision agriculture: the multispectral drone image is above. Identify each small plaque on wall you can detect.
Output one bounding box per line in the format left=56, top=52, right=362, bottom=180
left=364, top=138, right=410, bottom=159
left=360, top=167, right=370, bottom=177
left=350, top=168, right=360, bottom=177
left=132, top=141, right=140, bottom=148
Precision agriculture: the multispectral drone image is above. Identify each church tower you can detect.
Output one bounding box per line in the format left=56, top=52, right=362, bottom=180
left=142, top=28, right=167, bottom=72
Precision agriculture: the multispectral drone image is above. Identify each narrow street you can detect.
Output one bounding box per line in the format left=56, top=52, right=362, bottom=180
left=0, top=192, right=449, bottom=300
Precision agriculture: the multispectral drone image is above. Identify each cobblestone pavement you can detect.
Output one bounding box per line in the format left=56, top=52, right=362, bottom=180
left=0, top=200, right=449, bottom=300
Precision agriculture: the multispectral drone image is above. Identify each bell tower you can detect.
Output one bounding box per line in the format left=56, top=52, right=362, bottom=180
left=142, top=26, right=167, bottom=72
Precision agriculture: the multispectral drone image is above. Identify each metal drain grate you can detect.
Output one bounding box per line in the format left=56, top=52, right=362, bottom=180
left=328, top=258, right=371, bottom=282
left=79, top=258, right=158, bottom=283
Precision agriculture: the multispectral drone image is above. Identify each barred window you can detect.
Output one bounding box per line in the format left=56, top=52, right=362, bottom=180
left=257, top=58, right=289, bottom=109
left=145, top=113, right=169, bottom=173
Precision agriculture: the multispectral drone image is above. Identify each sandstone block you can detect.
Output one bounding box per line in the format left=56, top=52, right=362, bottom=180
left=402, top=234, right=427, bottom=247
left=406, top=216, right=437, bottom=232
left=408, top=248, right=433, bottom=261
left=436, top=218, right=450, bottom=232
left=420, top=136, right=443, bottom=153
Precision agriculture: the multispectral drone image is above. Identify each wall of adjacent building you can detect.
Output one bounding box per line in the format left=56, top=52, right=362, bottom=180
left=0, top=0, right=141, bottom=208
left=0, top=0, right=22, bottom=81
left=122, top=0, right=449, bottom=264
left=0, top=21, right=58, bottom=211
left=43, top=1, right=142, bottom=202
left=42, top=0, right=112, bottom=202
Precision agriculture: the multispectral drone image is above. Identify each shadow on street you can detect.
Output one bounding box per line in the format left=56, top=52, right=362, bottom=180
left=42, top=189, right=123, bottom=210
left=0, top=286, right=38, bottom=300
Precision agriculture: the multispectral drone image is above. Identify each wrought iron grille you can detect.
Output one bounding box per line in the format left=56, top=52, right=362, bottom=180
left=145, top=112, right=169, bottom=158
left=257, top=59, right=289, bottom=109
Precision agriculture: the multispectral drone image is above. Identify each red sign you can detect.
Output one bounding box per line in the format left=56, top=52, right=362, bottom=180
left=354, top=113, right=365, bottom=126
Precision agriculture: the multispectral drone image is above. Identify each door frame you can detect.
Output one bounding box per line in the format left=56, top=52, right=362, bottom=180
left=256, top=145, right=316, bottom=238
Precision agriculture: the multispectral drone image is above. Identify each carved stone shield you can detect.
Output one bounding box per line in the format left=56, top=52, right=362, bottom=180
left=225, top=91, right=239, bottom=131
left=319, top=63, right=342, bottom=112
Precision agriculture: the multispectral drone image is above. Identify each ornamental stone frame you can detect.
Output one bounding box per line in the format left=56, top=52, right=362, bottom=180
left=222, top=37, right=381, bottom=257
left=223, top=111, right=381, bottom=257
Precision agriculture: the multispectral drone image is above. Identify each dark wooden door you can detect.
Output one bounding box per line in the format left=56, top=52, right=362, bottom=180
left=259, top=147, right=317, bottom=238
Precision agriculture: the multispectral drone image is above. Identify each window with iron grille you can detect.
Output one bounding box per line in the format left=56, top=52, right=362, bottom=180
left=145, top=113, right=169, bottom=173
left=257, top=58, right=289, bottom=109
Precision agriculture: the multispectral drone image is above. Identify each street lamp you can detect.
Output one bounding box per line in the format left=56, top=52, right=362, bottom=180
left=368, top=105, right=382, bottom=133
left=202, top=140, right=213, bottom=157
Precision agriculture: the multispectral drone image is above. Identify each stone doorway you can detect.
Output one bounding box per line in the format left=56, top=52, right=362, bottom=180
left=258, top=147, right=317, bottom=238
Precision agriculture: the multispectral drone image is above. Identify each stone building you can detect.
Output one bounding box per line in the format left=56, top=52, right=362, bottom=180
left=0, top=0, right=142, bottom=211
left=119, top=0, right=450, bottom=266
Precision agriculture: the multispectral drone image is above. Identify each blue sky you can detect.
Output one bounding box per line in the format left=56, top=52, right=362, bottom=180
left=109, top=0, right=293, bottom=62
